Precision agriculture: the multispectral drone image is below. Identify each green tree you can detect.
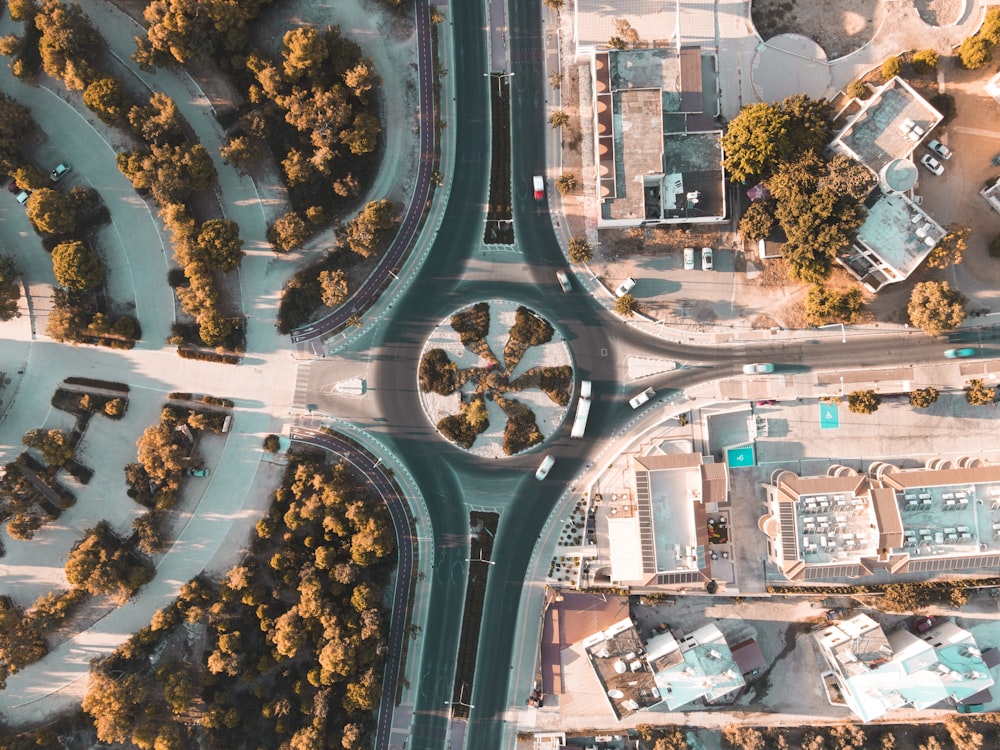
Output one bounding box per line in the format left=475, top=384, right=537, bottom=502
left=738, top=200, right=775, bottom=242
left=269, top=212, right=310, bottom=252
left=907, top=281, right=966, bottom=335
left=722, top=725, right=766, bottom=750
left=195, top=219, right=244, bottom=272
left=104, top=397, right=126, bottom=418
left=65, top=522, right=152, bottom=600
left=965, top=379, right=996, bottom=406
left=911, top=49, right=940, bottom=74
left=926, top=224, right=969, bottom=269
left=616, top=293, right=637, bottom=317
left=26, top=188, right=76, bottom=235
left=82, top=668, right=152, bottom=745
left=847, top=80, right=869, bottom=100
left=848, top=390, right=881, bottom=414
left=548, top=110, right=570, bottom=128
left=51, top=240, right=104, bottom=290
left=909, top=387, right=938, bottom=409
left=0, top=93, right=33, bottom=175
left=543, top=0, right=565, bottom=9
left=343, top=199, right=394, bottom=258
left=8, top=0, right=35, bottom=22
left=22, top=428, right=75, bottom=466
left=982, top=8, right=1000, bottom=44
left=83, top=76, right=129, bottom=124
left=568, top=236, right=592, bottom=263
left=128, top=92, right=183, bottom=145
left=263, top=434, right=281, bottom=452
left=282, top=25, right=327, bottom=78
left=220, top=135, right=259, bottom=172
left=35, top=0, right=99, bottom=90
left=555, top=172, right=577, bottom=195
left=198, top=310, right=233, bottom=347
left=318, top=269, right=349, bottom=306
left=722, top=95, right=830, bottom=181
left=881, top=56, right=902, bottom=80
left=805, top=285, right=863, bottom=325
left=958, top=36, right=993, bottom=69
left=0, top=255, right=21, bottom=322
left=136, top=423, right=185, bottom=485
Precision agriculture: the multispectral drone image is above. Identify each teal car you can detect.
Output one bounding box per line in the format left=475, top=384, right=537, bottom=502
left=944, top=348, right=975, bottom=359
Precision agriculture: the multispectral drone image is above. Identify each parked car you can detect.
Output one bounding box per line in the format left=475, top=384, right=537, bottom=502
left=683, top=247, right=695, bottom=270
left=701, top=247, right=713, bottom=270
left=50, top=162, right=72, bottom=182
left=920, top=154, right=944, bottom=175
left=925, top=139, right=951, bottom=160
left=15, top=190, right=29, bottom=206
left=742, top=363, right=775, bottom=374
left=556, top=270, right=571, bottom=293
left=912, top=615, right=937, bottom=633
left=614, top=277, right=636, bottom=298
left=535, top=455, right=555, bottom=481
left=944, top=347, right=976, bottom=359
left=824, top=607, right=847, bottom=621
left=6, top=180, right=18, bottom=194
left=187, top=467, right=209, bottom=477
left=628, top=387, right=655, bottom=409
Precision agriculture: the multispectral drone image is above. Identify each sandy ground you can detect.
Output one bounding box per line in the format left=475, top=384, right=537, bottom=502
left=419, top=301, right=573, bottom=458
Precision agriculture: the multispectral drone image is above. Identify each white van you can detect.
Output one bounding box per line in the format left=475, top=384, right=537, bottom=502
left=614, top=277, right=636, bottom=297
left=580, top=379, right=592, bottom=399
left=535, top=455, right=555, bottom=480
left=629, top=387, right=654, bottom=409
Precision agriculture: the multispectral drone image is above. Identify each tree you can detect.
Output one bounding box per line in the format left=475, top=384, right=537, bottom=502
left=722, top=726, right=766, bottom=750
left=616, top=293, right=637, bottom=317
left=195, top=220, right=244, bottom=272
left=958, top=36, right=993, bottom=69
left=912, top=49, right=940, bottom=74
left=269, top=212, right=310, bottom=252
left=128, top=92, right=183, bottom=145
left=926, top=224, right=969, bottom=269
left=568, top=236, right=592, bottom=263
left=35, top=0, right=99, bottom=90
left=945, top=717, right=984, bottom=750
left=343, top=200, right=394, bottom=258
left=198, top=310, right=233, bottom=347
left=282, top=26, right=328, bottom=78
left=848, top=390, right=881, bottom=414
left=83, top=669, right=152, bottom=745
left=220, top=135, right=259, bottom=172
left=22, top=428, right=75, bottom=466
left=965, top=379, right=996, bottom=406
left=0, top=93, right=33, bottom=175
left=543, top=0, right=565, bottom=9
left=982, top=7, right=1000, bottom=44
left=51, top=241, right=104, bottom=290
left=319, top=269, right=349, bottom=306
left=65, top=522, right=152, bottom=600
left=0, top=256, right=21, bottom=322
left=136, top=423, right=185, bottom=484
left=738, top=200, right=775, bottom=242
left=26, top=188, right=76, bottom=235
left=881, top=56, right=902, bottom=80
left=847, top=80, right=869, bottom=100
left=263, top=434, right=281, bottom=452
left=105, top=397, right=126, bottom=418
left=805, top=285, right=863, bottom=326
left=653, top=730, right=689, bottom=750
left=907, top=281, right=966, bottom=335
left=548, top=110, right=570, bottom=128
left=555, top=172, right=577, bottom=195
left=919, top=738, right=943, bottom=750
left=909, top=387, right=938, bottom=408
left=722, top=95, right=830, bottom=181
left=83, top=76, right=129, bottom=124
left=8, top=0, right=35, bottom=22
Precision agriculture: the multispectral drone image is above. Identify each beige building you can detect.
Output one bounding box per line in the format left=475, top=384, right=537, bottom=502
left=760, top=459, right=1000, bottom=581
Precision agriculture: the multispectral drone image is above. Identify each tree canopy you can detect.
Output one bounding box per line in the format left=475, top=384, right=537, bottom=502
left=907, top=281, right=966, bottom=335
left=51, top=240, right=104, bottom=290
left=26, top=188, right=75, bottom=235
left=722, top=94, right=830, bottom=182
left=0, top=255, right=21, bottom=321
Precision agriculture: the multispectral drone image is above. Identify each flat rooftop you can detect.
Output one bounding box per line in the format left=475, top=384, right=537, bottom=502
left=831, top=77, right=942, bottom=175
left=583, top=618, right=661, bottom=719
left=574, top=0, right=677, bottom=54
left=844, top=191, right=944, bottom=290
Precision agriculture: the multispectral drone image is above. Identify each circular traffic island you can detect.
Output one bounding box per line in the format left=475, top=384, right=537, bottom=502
left=417, top=301, right=574, bottom=457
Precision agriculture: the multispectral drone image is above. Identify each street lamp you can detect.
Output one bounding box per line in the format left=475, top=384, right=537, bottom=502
left=445, top=684, right=475, bottom=710
left=466, top=548, right=495, bottom=566
left=818, top=323, right=846, bottom=343
left=484, top=71, right=514, bottom=96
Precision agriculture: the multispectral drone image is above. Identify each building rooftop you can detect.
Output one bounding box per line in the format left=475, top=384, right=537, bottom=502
left=817, top=615, right=994, bottom=722
left=591, top=49, right=725, bottom=227
left=648, top=623, right=745, bottom=710
left=541, top=593, right=630, bottom=695
left=830, top=77, right=943, bottom=175
left=573, top=0, right=677, bottom=55
left=763, top=461, right=1000, bottom=581
left=841, top=191, right=944, bottom=292
left=583, top=617, right=661, bottom=719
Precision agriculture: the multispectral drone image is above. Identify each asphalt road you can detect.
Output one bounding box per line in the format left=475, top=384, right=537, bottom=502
left=288, top=427, right=414, bottom=750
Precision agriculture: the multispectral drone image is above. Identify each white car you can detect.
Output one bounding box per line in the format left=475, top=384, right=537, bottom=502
left=50, top=162, right=72, bottom=182
left=556, top=270, right=571, bottom=293
left=742, top=363, right=775, bottom=374
left=628, top=387, right=655, bottom=409
left=535, top=455, right=555, bottom=480
left=701, top=247, right=713, bottom=271
left=683, top=247, right=695, bottom=270
left=925, top=139, right=952, bottom=160
left=614, top=277, right=636, bottom=298
left=15, top=190, right=29, bottom=206
left=580, top=379, right=592, bottom=399
left=920, top=154, right=944, bottom=176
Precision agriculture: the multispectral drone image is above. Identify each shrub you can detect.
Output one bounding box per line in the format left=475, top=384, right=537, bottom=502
left=847, top=390, right=880, bottom=414
left=450, top=303, right=492, bottom=344
left=805, top=285, right=863, bottom=326
left=965, top=379, right=996, bottom=406
left=739, top=200, right=776, bottom=242
left=881, top=56, right=902, bottom=80
left=418, top=349, right=457, bottom=395
left=911, top=49, right=939, bottom=74
left=907, top=281, right=965, bottom=335
left=555, top=173, right=577, bottom=195
left=509, top=306, right=553, bottom=346
left=568, top=237, right=592, bottom=263
left=104, top=398, right=126, bottom=418
left=908, top=387, right=938, bottom=409
left=982, top=7, right=1000, bottom=44
left=616, top=293, right=637, bottom=317
left=846, top=80, right=869, bottom=100
left=263, top=434, right=281, bottom=453
left=957, top=36, right=993, bottom=69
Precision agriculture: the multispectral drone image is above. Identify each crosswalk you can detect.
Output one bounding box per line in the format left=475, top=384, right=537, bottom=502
left=291, top=361, right=312, bottom=410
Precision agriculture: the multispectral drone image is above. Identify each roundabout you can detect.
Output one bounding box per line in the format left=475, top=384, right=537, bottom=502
left=417, top=300, right=574, bottom=458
